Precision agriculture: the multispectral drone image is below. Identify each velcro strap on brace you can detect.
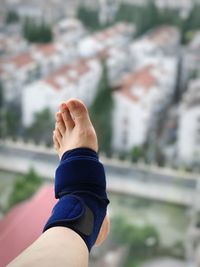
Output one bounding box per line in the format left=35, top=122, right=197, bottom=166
left=55, top=148, right=108, bottom=201
left=43, top=195, right=94, bottom=236
left=44, top=148, right=109, bottom=251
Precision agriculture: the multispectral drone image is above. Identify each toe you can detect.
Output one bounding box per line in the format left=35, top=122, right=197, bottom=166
left=56, top=112, right=62, bottom=122
left=56, top=120, right=65, bottom=136
left=60, top=103, right=75, bottom=130
left=66, top=99, right=91, bottom=127
left=53, top=132, right=60, bottom=150
left=55, top=128, right=62, bottom=143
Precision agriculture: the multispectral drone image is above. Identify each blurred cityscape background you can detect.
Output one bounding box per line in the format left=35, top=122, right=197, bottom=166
left=1, top=0, right=200, bottom=266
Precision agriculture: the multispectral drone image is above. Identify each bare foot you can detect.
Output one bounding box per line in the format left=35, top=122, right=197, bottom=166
left=53, top=98, right=98, bottom=159
left=53, top=98, right=109, bottom=246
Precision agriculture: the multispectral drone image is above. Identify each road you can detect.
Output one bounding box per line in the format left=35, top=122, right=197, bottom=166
left=0, top=141, right=199, bottom=207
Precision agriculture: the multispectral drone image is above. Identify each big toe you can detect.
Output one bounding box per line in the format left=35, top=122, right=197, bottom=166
left=66, top=98, right=98, bottom=152
left=66, top=98, right=90, bottom=126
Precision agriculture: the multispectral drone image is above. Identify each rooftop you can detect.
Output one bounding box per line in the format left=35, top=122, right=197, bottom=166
left=32, top=43, right=58, bottom=56
left=131, top=25, right=180, bottom=51
left=1, top=52, right=35, bottom=70
left=147, top=25, right=180, bottom=46
left=44, top=59, right=92, bottom=90
left=116, top=65, right=157, bottom=103
left=94, top=22, right=135, bottom=42
left=0, top=185, right=56, bottom=266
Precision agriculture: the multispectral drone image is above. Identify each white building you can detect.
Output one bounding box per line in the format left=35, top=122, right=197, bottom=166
left=156, top=0, right=194, bottom=18
left=78, top=23, right=135, bottom=86
left=78, top=22, right=135, bottom=58
left=0, top=42, right=77, bottom=102
left=0, top=53, right=38, bottom=102
left=130, top=25, right=180, bottom=67
left=98, top=0, right=118, bottom=25
left=22, top=59, right=101, bottom=126
left=177, top=78, right=200, bottom=166
left=10, top=1, right=67, bottom=23
left=182, top=31, right=200, bottom=90
left=112, top=58, right=178, bottom=152
left=0, top=33, right=28, bottom=56
left=31, top=43, right=77, bottom=76
left=54, top=18, right=86, bottom=45
left=96, top=47, right=132, bottom=86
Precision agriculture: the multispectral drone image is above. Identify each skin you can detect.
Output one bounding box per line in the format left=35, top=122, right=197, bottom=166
left=53, top=99, right=98, bottom=159
left=9, top=98, right=110, bottom=267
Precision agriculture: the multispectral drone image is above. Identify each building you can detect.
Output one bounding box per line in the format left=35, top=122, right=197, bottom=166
left=0, top=43, right=77, bottom=103
left=177, top=78, right=200, bottom=166
left=96, top=47, right=132, bottom=86
left=6, top=0, right=66, bottom=23
left=98, top=0, right=119, bottom=25
left=130, top=25, right=180, bottom=68
left=112, top=57, right=178, bottom=152
left=155, top=0, right=197, bottom=18
left=22, top=58, right=101, bottom=126
left=5, top=0, right=88, bottom=22
left=78, top=23, right=135, bottom=58
left=0, top=52, right=38, bottom=102
left=181, top=31, right=200, bottom=91
left=54, top=18, right=86, bottom=45
left=78, top=23, right=135, bottom=86
left=30, top=43, right=77, bottom=76
left=0, top=33, right=28, bottom=56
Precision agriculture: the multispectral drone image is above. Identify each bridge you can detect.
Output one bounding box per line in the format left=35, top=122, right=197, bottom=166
left=0, top=140, right=199, bottom=207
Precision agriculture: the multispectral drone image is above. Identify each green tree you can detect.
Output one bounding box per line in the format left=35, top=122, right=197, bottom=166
left=115, top=3, right=141, bottom=24
left=114, top=2, right=200, bottom=44
left=7, top=168, right=43, bottom=210
left=77, top=5, right=101, bottom=31
left=115, top=2, right=160, bottom=36
left=6, top=10, right=19, bottom=24
left=4, top=102, right=21, bottom=138
left=158, top=8, right=182, bottom=28
left=182, top=5, right=200, bottom=43
left=89, top=63, right=113, bottom=154
left=138, top=1, right=160, bottom=35
left=112, top=216, right=159, bottom=257
left=23, top=18, right=53, bottom=43
left=131, top=146, right=144, bottom=162
left=25, top=108, right=54, bottom=145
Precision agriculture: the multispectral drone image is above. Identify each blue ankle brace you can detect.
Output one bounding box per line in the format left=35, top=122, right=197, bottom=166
left=43, top=148, right=109, bottom=251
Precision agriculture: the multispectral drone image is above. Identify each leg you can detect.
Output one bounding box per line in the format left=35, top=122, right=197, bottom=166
left=9, top=99, right=109, bottom=267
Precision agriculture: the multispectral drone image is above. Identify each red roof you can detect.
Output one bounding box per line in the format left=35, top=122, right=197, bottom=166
left=121, top=65, right=156, bottom=90
left=94, top=23, right=131, bottom=42
left=0, top=185, right=56, bottom=267
left=44, top=59, right=91, bottom=90
left=117, top=65, right=157, bottom=103
left=147, top=26, right=178, bottom=45
left=33, top=44, right=57, bottom=56
left=45, top=77, right=62, bottom=90
left=11, top=53, right=34, bottom=68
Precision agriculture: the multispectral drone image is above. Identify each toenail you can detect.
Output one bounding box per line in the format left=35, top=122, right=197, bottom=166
left=69, top=101, right=77, bottom=109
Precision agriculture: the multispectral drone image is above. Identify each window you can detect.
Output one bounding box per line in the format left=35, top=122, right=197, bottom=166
left=121, top=117, right=129, bottom=146
left=122, top=130, right=128, bottom=146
